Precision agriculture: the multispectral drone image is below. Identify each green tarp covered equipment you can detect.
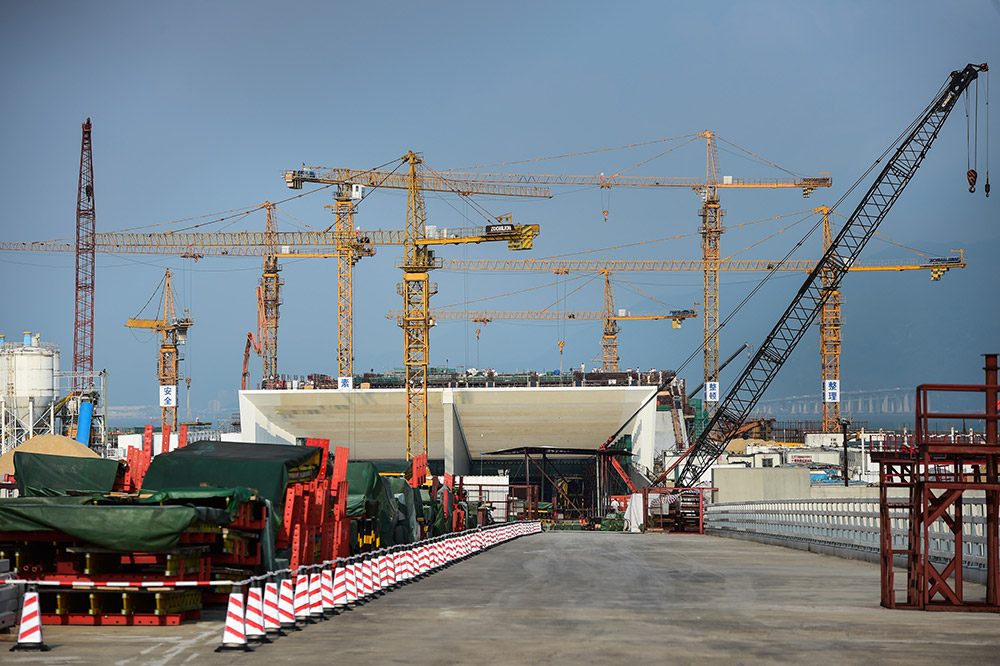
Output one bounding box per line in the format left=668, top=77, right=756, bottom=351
left=141, top=440, right=323, bottom=521
left=385, top=476, right=422, bottom=544
left=0, top=495, right=233, bottom=551
left=14, top=451, right=121, bottom=497
left=345, top=461, right=398, bottom=548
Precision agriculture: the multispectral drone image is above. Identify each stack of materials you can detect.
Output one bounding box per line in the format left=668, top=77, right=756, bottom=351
left=0, top=440, right=349, bottom=625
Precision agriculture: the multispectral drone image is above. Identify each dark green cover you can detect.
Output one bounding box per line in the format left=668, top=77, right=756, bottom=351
left=345, top=462, right=398, bottom=546
left=385, top=477, right=421, bottom=544
left=0, top=495, right=228, bottom=551
left=14, top=452, right=120, bottom=497
left=141, top=441, right=322, bottom=517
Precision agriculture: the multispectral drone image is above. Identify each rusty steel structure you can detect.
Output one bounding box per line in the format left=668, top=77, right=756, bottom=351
left=877, top=354, right=999, bottom=612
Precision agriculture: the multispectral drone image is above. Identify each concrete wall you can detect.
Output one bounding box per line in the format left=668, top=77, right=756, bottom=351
left=712, top=467, right=810, bottom=503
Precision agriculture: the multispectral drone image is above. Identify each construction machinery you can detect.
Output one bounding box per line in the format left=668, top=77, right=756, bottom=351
left=436, top=227, right=965, bottom=431
left=659, top=63, right=989, bottom=489
left=284, top=152, right=550, bottom=460
left=429, top=133, right=833, bottom=406
left=389, top=270, right=698, bottom=373
left=125, top=269, right=193, bottom=431
left=74, top=118, right=96, bottom=395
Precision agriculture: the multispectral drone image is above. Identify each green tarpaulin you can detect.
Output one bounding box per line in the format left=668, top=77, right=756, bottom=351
left=345, top=461, right=398, bottom=547
left=0, top=495, right=230, bottom=551
left=141, top=440, right=322, bottom=522
left=385, top=476, right=421, bottom=544
left=14, top=451, right=120, bottom=497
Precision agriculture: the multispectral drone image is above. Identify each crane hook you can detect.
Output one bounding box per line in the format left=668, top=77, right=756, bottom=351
left=967, top=169, right=978, bottom=193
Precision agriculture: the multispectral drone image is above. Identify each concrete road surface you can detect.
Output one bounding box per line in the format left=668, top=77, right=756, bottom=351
left=2, top=532, right=998, bottom=665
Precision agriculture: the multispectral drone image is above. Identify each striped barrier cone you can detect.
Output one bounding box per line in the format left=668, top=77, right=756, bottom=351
left=362, top=558, right=374, bottom=598
left=346, top=560, right=359, bottom=607
left=215, top=589, right=253, bottom=652
left=418, top=545, right=429, bottom=576
left=400, top=549, right=411, bottom=582
left=333, top=565, right=348, bottom=611
left=278, top=578, right=300, bottom=632
left=263, top=581, right=285, bottom=637
left=293, top=574, right=313, bottom=625
left=9, top=590, right=48, bottom=652
left=379, top=553, right=390, bottom=590
left=308, top=572, right=325, bottom=621
left=388, top=549, right=398, bottom=588
left=370, top=555, right=382, bottom=596
left=245, top=585, right=271, bottom=645
left=321, top=568, right=335, bottom=616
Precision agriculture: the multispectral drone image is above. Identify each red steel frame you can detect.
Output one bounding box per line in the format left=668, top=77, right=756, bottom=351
left=641, top=487, right=712, bottom=534
left=878, top=353, right=999, bottom=612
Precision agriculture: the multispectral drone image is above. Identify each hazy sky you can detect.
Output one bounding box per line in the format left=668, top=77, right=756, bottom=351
left=1, top=1, right=997, bottom=426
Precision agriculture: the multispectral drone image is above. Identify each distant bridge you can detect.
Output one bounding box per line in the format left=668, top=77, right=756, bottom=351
left=755, top=387, right=912, bottom=417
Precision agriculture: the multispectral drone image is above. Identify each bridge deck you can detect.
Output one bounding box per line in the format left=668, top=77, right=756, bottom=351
left=9, top=533, right=998, bottom=664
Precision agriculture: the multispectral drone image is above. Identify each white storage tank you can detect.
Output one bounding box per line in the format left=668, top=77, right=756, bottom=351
left=0, top=331, right=60, bottom=423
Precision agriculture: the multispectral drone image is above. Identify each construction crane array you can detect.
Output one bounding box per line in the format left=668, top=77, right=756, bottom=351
left=433, top=131, right=834, bottom=402
left=284, top=152, right=551, bottom=459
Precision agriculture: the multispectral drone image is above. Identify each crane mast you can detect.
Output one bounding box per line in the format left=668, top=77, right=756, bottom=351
left=74, top=118, right=96, bottom=392
left=671, top=62, right=989, bottom=488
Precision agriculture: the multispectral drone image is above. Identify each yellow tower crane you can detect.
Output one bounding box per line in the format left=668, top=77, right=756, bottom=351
left=388, top=269, right=697, bottom=372
left=430, top=131, right=833, bottom=407
left=284, top=153, right=551, bottom=459
left=435, top=226, right=965, bottom=432
left=124, top=268, right=192, bottom=430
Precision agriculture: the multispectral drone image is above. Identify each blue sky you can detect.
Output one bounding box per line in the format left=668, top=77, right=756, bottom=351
left=1, top=1, right=997, bottom=426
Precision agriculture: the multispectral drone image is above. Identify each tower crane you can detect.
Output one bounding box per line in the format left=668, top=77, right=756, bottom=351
left=661, top=62, right=989, bottom=489
left=435, top=207, right=966, bottom=432
left=428, top=132, right=833, bottom=409
left=387, top=270, right=698, bottom=372
left=2, top=210, right=963, bottom=431
left=284, top=152, right=551, bottom=459
left=125, top=268, right=193, bottom=430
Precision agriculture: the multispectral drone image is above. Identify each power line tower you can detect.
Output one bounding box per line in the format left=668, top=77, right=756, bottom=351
left=74, top=118, right=96, bottom=392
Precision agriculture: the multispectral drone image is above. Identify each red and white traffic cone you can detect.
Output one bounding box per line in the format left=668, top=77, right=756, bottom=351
left=333, top=565, right=348, bottom=611
left=245, top=585, right=271, bottom=644
left=9, top=590, right=49, bottom=652
left=321, top=567, right=335, bottom=616
left=214, top=589, right=253, bottom=652
left=308, top=572, right=325, bottom=621
left=345, top=561, right=359, bottom=607
left=263, top=581, right=285, bottom=637
left=379, top=553, right=390, bottom=591
left=293, top=573, right=313, bottom=625
left=361, top=558, right=374, bottom=598
left=278, top=578, right=299, bottom=632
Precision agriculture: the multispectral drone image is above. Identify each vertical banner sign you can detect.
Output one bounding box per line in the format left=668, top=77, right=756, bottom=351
left=824, top=379, right=840, bottom=403
left=159, top=385, right=177, bottom=407
left=705, top=381, right=720, bottom=403
left=338, top=376, right=353, bottom=390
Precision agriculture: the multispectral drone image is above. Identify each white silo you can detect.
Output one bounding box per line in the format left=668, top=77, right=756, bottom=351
left=0, top=332, right=60, bottom=453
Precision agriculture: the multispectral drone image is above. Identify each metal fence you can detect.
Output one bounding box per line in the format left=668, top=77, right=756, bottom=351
left=704, top=498, right=995, bottom=584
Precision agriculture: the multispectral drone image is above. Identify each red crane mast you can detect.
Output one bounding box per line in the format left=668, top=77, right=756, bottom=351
left=74, top=118, right=96, bottom=391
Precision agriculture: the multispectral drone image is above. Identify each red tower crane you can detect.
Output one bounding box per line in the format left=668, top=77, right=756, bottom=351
left=74, top=118, right=96, bottom=392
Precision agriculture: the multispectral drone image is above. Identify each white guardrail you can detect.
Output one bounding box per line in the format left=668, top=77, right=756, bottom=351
left=704, top=498, right=995, bottom=584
